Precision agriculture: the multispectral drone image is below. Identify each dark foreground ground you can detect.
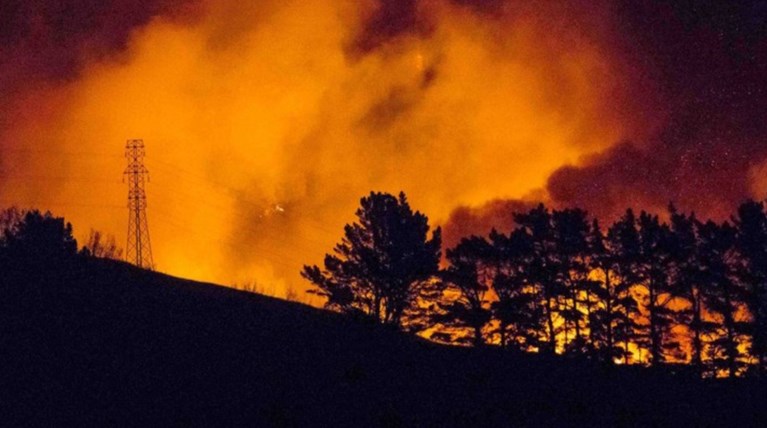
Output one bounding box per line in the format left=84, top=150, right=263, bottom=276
left=1, top=258, right=765, bottom=427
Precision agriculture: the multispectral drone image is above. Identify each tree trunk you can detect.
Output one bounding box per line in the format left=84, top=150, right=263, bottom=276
left=648, top=274, right=661, bottom=366
left=474, top=324, right=484, bottom=347
left=585, top=287, right=593, bottom=346
left=691, top=288, right=703, bottom=376
left=546, top=295, right=556, bottom=354
left=374, top=293, right=382, bottom=323
left=758, top=285, right=767, bottom=376
left=605, top=268, right=614, bottom=362
left=572, top=283, right=580, bottom=349
left=622, top=281, right=631, bottom=364
left=725, top=315, right=736, bottom=378
left=500, top=319, right=508, bottom=349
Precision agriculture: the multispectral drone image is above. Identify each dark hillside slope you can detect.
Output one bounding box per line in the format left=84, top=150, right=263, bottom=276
left=1, top=258, right=765, bottom=426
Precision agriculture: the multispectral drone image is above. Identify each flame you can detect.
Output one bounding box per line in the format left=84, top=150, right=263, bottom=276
left=1, top=0, right=654, bottom=298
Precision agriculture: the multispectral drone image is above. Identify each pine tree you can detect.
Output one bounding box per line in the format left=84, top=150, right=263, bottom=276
left=437, top=236, right=493, bottom=347
left=514, top=204, right=564, bottom=354
left=733, top=200, right=767, bottom=375
left=551, top=208, right=591, bottom=354
left=302, top=192, right=441, bottom=327
left=606, top=209, right=643, bottom=364
left=668, top=207, right=702, bottom=372
left=697, top=220, right=747, bottom=377
left=636, top=212, right=682, bottom=365
left=490, top=228, right=543, bottom=351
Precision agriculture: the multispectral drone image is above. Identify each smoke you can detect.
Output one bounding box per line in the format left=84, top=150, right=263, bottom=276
left=1, top=0, right=673, bottom=296
left=441, top=198, right=540, bottom=249
left=544, top=1, right=767, bottom=221
left=443, top=0, right=767, bottom=239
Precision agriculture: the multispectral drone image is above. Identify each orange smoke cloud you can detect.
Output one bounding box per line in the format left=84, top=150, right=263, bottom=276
left=0, top=0, right=656, bottom=300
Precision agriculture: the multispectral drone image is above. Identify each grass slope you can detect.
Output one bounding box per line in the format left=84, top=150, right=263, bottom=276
left=1, top=258, right=765, bottom=427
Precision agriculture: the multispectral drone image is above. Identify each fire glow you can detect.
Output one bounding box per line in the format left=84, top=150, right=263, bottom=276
left=2, top=0, right=658, bottom=296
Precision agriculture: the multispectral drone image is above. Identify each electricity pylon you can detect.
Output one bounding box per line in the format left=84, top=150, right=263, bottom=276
left=124, top=139, right=154, bottom=270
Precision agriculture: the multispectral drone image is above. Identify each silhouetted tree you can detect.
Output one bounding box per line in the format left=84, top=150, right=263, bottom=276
left=587, top=218, right=639, bottom=363
left=436, top=236, right=493, bottom=347
left=580, top=219, right=606, bottom=357
left=607, top=209, right=641, bottom=363
left=0, top=209, right=78, bottom=296
left=0, top=207, right=23, bottom=240
left=80, top=229, right=123, bottom=260
left=551, top=208, right=591, bottom=354
left=733, top=200, right=767, bottom=375
left=0, top=207, right=23, bottom=280
left=580, top=212, right=644, bottom=363
left=3, top=210, right=77, bottom=264
left=302, top=192, right=441, bottom=327
left=697, top=220, right=747, bottom=377
left=490, top=228, right=543, bottom=351
left=584, top=219, right=611, bottom=359
left=636, top=211, right=683, bottom=365
left=513, top=204, right=563, bottom=353
left=668, top=207, right=702, bottom=372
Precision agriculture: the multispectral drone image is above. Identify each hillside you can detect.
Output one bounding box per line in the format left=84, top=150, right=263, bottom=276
left=1, top=258, right=765, bottom=427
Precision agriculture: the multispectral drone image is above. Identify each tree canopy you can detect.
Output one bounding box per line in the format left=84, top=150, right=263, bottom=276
left=303, top=196, right=767, bottom=377
left=302, top=192, right=441, bottom=327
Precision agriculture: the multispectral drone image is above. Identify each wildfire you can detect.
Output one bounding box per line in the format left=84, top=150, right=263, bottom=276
left=1, top=0, right=655, bottom=297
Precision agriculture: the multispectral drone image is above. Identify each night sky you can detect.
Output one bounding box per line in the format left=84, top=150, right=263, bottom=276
left=2, top=0, right=767, bottom=287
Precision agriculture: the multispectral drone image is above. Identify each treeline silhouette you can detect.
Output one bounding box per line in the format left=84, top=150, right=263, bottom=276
left=0, top=207, right=123, bottom=279
left=4, top=198, right=766, bottom=380
left=303, top=192, right=767, bottom=378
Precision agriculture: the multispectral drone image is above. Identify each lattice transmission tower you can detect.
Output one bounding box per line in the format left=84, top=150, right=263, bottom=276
left=124, top=139, right=154, bottom=270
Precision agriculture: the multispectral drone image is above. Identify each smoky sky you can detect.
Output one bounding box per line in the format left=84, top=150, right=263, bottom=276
left=0, top=0, right=196, bottom=136
left=442, top=0, right=767, bottom=237
left=3, top=0, right=767, bottom=238
left=551, top=0, right=767, bottom=221
left=0, top=0, right=191, bottom=86
left=351, top=0, right=767, bottom=224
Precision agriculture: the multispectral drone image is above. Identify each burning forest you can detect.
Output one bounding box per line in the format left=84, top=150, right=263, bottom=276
left=2, top=0, right=767, bottom=423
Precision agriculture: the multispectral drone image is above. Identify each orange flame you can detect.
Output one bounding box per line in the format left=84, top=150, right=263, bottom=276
left=1, top=0, right=657, bottom=299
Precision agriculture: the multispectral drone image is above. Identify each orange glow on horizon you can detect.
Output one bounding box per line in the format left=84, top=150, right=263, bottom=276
left=0, top=1, right=655, bottom=300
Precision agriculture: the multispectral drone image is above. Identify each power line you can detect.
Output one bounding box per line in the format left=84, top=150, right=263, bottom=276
left=1, top=148, right=124, bottom=158
left=1, top=145, right=346, bottom=251
left=0, top=201, right=123, bottom=210
left=3, top=147, right=339, bottom=234
left=0, top=174, right=122, bottom=184
left=150, top=205, right=304, bottom=271
left=147, top=161, right=339, bottom=236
